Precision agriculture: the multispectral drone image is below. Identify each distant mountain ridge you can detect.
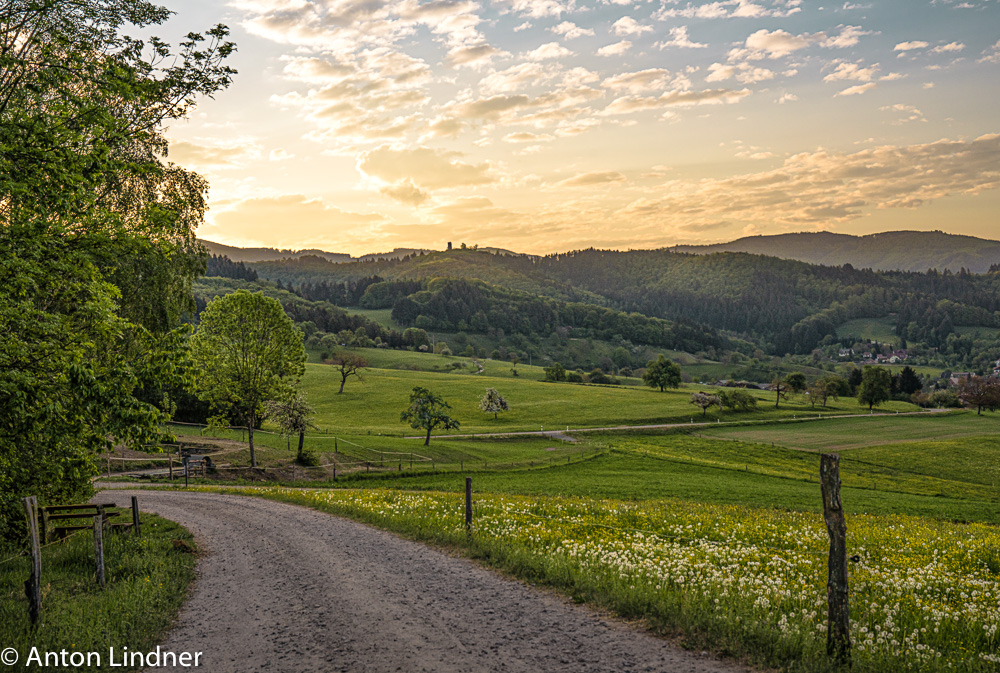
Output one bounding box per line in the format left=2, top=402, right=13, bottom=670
left=200, top=240, right=527, bottom=264
left=670, top=231, right=1000, bottom=273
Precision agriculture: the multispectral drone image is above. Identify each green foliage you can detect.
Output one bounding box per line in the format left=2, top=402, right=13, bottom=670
left=263, top=392, right=317, bottom=463
left=543, top=362, right=567, bottom=382
left=784, top=371, right=807, bottom=392
left=400, top=386, right=460, bottom=445
left=858, top=366, right=893, bottom=411
left=689, top=392, right=721, bottom=416
left=190, top=291, right=306, bottom=465
left=0, top=0, right=234, bottom=541
left=478, top=388, right=510, bottom=419
left=717, top=389, right=758, bottom=412
left=643, top=354, right=682, bottom=391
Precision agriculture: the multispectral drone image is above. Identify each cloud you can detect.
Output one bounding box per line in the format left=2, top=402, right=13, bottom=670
left=655, top=0, right=802, bottom=19
left=503, top=0, right=578, bottom=18
left=357, top=145, right=494, bottom=189
left=931, top=42, right=965, bottom=54
left=823, top=60, right=879, bottom=82
left=599, top=87, right=751, bottom=115
left=448, top=94, right=534, bottom=120
left=602, top=69, right=672, bottom=93
left=656, top=26, right=707, bottom=49
left=612, top=16, right=653, bottom=36
left=380, top=180, right=430, bottom=205
left=618, top=134, right=1000, bottom=230
left=981, top=40, right=1000, bottom=63
left=706, top=62, right=774, bottom=84
left=835, top=82, right=876, bottom=96
left=597, top=40, right=632, bottom=56
left=894, top=41, right=929, bottom=52
left=169, top=139, right=261, bottom=170
left=879, top=104, right=926, bottom=125
left=446, top=43, right=508, bottom=68
left=269, top=148, right=294, bottom=161
left=210, top=195, right=388, bottom=248
left=557, top=171, right=627, bottom=187
left=742, top=28, right=814, bottom=58
left=503, top=132, right=554, bottom=143
left=523, top=41, right=574, bottom=61
left=479, top=63, right=551, bottom=94
left=550, top=21, right=593, bottom=39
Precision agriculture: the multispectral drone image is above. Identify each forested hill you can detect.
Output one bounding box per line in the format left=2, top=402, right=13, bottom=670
left=671, top=231, right=1000, bottom=273
left=245, top=247, right=1000, bottom=357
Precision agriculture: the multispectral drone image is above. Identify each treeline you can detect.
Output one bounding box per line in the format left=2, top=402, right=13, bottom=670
left=206, top=254, right=258, bottom=281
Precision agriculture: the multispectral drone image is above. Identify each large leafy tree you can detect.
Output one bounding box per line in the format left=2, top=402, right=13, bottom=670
left=401, top=387, right=460, bottom=446
left=642, top=354, right=681, bottom=392
left=0, top=0, right=235, bottom=540
left=190, top=291, right=306, bottom=467
left=857, top=366, right=892, bottom=411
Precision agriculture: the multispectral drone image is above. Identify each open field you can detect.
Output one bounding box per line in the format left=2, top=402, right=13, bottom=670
left=696, top=411, right=1000, bottom=450
left=836, top=317, right=898, bottom=344
left=294, top=361, right=919, bottom=436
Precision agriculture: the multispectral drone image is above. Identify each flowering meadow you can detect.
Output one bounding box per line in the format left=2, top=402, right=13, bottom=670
left=232, top=487, right=1000, bottom=672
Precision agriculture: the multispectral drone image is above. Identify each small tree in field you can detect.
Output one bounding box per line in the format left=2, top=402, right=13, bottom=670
left=643, top=354, right=682, bottom=391
left=479, top=388, right=510, bottom=420
left=401, top=387, right=460, bottom=445
left=690, top=392, right=722, bottom=416
left=770, top=377, right=791, bottom=408
left=957, top=375, right=1000, bottom=415
left=191, top=291, right=306, bottom=467
left=327, top=350, right=368, bottom=393
left=264, top=392, right=317, bottom=465
left=857, top=366, right=892, bottom=411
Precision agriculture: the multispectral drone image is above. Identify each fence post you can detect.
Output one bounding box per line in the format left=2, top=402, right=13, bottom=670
left=168, top=456, right=173, bottom=480
left=93, top=515, right=106, bottom=589
left=131, top=496, right=141, bottom=537
left=820, top=453, right=851, bottom=664
left=465, top=477, right=473, bottom=533
left=23, top=497, right=41, bottom=625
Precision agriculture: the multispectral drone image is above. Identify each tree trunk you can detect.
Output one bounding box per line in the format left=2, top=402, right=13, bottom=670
left=775, top=386, right=781, bottom=408
left=339, top=375, right=346, bottom=394
left=425, top=426, right=432, bottom=446
left=494, top=412, right=497, bottom=419
left=248, top=418, right=256, bottom=468
left=297, top=431, right=305, bottom=462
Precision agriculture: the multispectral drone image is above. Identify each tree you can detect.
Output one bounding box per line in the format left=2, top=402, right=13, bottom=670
left=543, top=362, right=567, bottom=382
left=479, top=388, right=510, bottom=420
left=896, top=366, right=923, bottom=396
left=510, top=353, right=520, bottom=377
left=190, top=291, right=306, bottom=467
left=769, top=377, right=791, bottom=408
left=401, top=387, right=460, bottom=445
left=718, top=389, right=758, bottom=412
left=809, top=376, right=846, bottom=408
left=643, top=354, right=682, bottom=391
left=690, top=392, right=722, bottom=416
left=327, top=350, right=368, bottom=393
left=0, top=0, right=234, bottom=541
left=956, top=376, right=1000, bottom=415
left=785, top=372, right=807, bottom=393
left=264, top=392, right=317, bottom=465
left=857, top=366, right=892, bottom=411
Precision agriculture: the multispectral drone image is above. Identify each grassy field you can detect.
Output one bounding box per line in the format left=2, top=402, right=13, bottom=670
left=0, top=511, right=196, bottom=671
left=836, top=317, right=899, bottom=344
left=696, top=411, right=999, bottom=450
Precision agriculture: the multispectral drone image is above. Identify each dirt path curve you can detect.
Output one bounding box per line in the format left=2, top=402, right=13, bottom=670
left=100, top=490, right=749, bottom=673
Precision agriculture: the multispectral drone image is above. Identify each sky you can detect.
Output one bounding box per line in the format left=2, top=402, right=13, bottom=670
left=157, top=0, right=1000, bottom=255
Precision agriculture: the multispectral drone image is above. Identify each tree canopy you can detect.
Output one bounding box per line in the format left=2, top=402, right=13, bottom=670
left=642, top=354, right=682, bottom=391
left=0, top=0, right=235, bottom=541
left=479, top=388, right=510, bottom=420
left=190, top=291, right=305, bottom=466
left=401, top=387, right=460, bottom=445
left=857, top=366, right=893, bottom=411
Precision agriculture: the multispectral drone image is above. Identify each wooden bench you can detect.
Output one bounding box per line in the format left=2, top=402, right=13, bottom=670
left=39, top=498, right=141, bottom=543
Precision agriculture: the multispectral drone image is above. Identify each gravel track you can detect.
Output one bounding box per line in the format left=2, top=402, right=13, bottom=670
left=100, top=490, right=750, bottom=673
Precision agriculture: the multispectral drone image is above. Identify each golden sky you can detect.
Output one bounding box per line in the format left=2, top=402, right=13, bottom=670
left=161, top=0, right=1000, bottom=255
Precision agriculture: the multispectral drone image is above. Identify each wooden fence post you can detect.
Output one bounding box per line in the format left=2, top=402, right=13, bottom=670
left=23, top=497, right=41, bottom=625
left=820, top=453, right=851, bottom=664
left=93, top=515, right=106, bottom=589
left=168, top=456, right=173, bottom=480
left=131, top=496, right=141, bottom=537
left=465, top=477, right=473, bottom=533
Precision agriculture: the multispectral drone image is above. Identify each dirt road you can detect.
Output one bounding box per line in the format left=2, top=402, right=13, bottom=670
left=101, top=490, right=749, bottom=673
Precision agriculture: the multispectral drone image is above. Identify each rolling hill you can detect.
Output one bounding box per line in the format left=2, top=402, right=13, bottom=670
left=671, top=230, right=1000, bottom=273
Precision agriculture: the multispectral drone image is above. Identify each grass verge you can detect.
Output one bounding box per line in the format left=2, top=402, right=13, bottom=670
left=0, top=511, right=196, bottom=671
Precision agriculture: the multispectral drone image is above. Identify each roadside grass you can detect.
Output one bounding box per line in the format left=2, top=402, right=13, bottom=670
left=212, top=486, right=1000, bottom=673
left=0, top=512, right=196, bottom=670
left=696, top=411, right=998, bottom=451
